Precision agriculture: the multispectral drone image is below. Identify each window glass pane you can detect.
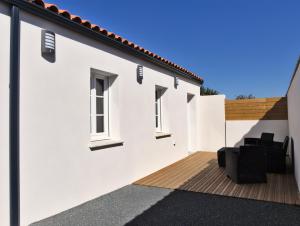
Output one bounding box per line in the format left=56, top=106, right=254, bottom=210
left=96, top=79, right=104, bottom=96
left=96, top=97, right=104, bottom=114
left=96, top=116, right=104, bottom=133
left=155, top=102, right=158, bottom=115
left=156, top=116, right=158, bottom=128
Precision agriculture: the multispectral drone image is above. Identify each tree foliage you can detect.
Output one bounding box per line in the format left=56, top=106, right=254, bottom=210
left=200, top=86, right=219, bottom=96
left=236, top=94, right=255, bottom=100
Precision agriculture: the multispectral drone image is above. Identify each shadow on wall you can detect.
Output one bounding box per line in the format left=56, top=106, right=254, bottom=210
left=227, top=99, right=288, bottom=148
left=231, top=121, right=288, bottom=148
left=259, top=98, right=288, bottom=120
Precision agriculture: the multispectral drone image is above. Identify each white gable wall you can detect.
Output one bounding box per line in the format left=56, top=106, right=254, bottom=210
left=18, top=10, right=202, bottom=225
left=0, top=2, right=10, bottom=226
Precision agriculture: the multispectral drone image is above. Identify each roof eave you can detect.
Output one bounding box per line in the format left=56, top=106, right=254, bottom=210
left=5, top=0, right=204, bottom=84
left=286, top=56, right=300, bottom=96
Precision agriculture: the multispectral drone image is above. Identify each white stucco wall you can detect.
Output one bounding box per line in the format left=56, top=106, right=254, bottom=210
left=226, top=120, right=289, bottom=147
left=287, top=62, right=300, bottom=190
left=0, top=2, right=10, bottom=226
left=18, top=11, right=202, bottom=225
left=198, top=95, right=226, bottom=151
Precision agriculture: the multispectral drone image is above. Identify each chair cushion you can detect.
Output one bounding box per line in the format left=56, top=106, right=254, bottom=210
left=261, top=133, right=274, bottom=142
left=261, top=133, right=274, bottom=141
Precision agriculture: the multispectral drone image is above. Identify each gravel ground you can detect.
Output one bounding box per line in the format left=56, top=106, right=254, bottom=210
left=31, top=185, right=300, bottom=226
left=30, top=185, right=172, bottom=226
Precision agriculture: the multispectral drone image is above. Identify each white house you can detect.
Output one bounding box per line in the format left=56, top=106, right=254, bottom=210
left=0, top=1, right=228, bottom=225
left=3, top=1, right=300, bottom=226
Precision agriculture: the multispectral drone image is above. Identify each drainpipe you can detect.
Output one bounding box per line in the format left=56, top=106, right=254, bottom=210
left=9, top=4, right=20, bottom=226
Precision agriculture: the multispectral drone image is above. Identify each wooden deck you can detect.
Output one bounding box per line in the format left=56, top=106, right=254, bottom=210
left=134, top=151, right=300, bottom=205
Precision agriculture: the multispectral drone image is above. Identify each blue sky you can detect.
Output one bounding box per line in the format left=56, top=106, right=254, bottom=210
left=49, top=0, right=300, bottom=99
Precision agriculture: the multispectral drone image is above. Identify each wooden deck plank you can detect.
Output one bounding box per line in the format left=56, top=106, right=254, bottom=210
left=134, top=151, right=300, bottom=205
left=137, top=152, right=209, bottom=187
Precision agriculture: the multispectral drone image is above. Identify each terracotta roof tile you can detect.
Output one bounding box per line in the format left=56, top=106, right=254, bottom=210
left=82, top=20, right=92, bottom=29
left=107, top=32, right=115, bottom=38
left=58, top=9, right=71, bottom=19
left=127, top=41, right=133, bottom=47
left=27, top=0, right=203, bottom=82
left=99, top=28, right=108, bottom=35
left=31, top=0, right=44, bottom=7
left=44, top=3, right=58, bottom=13
left=70, top=15, right=82, bottom=24
left=114, top=35, right=122, bottom=42
left=122, top=39, right=129, bottom=45
left=91, top=24, right=100, bottom=32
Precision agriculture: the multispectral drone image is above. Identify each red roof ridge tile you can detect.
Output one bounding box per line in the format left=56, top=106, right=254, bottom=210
left=70, top=15, right=82, bottom=23
left=44, top=3, right=58, bottom=13
left=58, top=9, right=71, bottom=19
left=82, top=20, right=92, bottom=29
left=91, top=24, right=100, bottom=31
left=28, top=0, right=203, bottom=82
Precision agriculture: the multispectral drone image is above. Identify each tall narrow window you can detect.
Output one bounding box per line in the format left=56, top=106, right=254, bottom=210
left=90, top=74, right=109, bottom=139
left=155, top=88, right=162, bottom=132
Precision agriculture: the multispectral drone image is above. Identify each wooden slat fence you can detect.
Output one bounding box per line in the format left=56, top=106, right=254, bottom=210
left=225, top=97, right=288, bottom=120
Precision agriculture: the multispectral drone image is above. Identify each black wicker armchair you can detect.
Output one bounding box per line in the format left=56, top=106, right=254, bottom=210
left=244, top=132, right=274, bottom=146
left=265, top=136, right=289, bottom=173
left=225, top=145, right=267, bottom=184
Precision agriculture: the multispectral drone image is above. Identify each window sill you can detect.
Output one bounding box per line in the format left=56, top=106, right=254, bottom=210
left=155, top=132, right=172, bottom=139
left=89, top=139, right=124, bottom=150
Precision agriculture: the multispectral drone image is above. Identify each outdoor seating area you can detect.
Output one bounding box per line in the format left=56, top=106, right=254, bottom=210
left=134, top=151, right=300, bottom=205
left=218, top=132, right=290, bottom=185
left=244, top=133, right=289, bottom=174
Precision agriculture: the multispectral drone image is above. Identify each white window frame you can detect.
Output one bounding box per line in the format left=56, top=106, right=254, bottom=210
left=155, top=87, right=163, bottom=132
left=90, top=73, right=109, bottom=140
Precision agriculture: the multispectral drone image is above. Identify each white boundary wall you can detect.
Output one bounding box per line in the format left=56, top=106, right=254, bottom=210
left=199, top=95, right=226, bottom=151
left=226, top=120, right=289, bottom=147
left=0, top=2, right=10, bottom=226
left=17, top=10, right=202, bottom=225
left=287, top=62, right=300, bottom=190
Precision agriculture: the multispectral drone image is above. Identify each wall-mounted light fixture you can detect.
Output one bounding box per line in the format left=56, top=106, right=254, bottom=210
left=41, top=30, right=55, bottom=62
left=174, top=76, right=179, bottom=88
left=137, top=65, right=143, bottom=84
